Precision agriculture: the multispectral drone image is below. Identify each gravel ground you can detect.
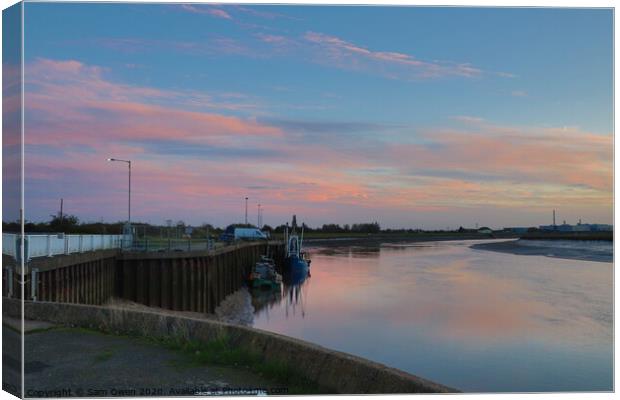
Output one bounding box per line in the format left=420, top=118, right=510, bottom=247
left=3, top=324, right=22, bottom=397
left=16, top=326, right=285, bottom=397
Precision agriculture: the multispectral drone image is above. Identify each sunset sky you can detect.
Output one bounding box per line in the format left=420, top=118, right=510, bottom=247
left=9, top=4, right=613, bottom=229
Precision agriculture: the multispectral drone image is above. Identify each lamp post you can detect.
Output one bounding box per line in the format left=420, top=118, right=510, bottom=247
left=107, top=158, right=131, bottom=224
left=257, top=203, right=261, bottom=227
left=244, top=197, right=248, bottom=225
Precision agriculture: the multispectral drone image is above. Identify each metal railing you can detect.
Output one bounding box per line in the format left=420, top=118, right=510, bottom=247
left=127, top=238, right=216, bottom=253
left=2, top=233, right=124, bottom=261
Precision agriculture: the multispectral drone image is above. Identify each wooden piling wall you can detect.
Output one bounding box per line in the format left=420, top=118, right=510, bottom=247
left=2, top=255, right=117, bottom=305
left=3, top=241, right=285, bottom=312
left=117, top=241, right=284, bottom=313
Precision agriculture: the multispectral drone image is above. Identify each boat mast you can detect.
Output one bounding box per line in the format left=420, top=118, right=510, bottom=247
left=285, top=226, right=289, bottom=257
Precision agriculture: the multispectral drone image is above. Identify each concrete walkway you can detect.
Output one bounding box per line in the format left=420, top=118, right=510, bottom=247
left=3, top=316, right=56, bottom=333
left=5, top=325, right=288, bottom=397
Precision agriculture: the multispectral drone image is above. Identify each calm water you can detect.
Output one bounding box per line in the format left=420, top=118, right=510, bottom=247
left=249, top=239, right=613, bottom=392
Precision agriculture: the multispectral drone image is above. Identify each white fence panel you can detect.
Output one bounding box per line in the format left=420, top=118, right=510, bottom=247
left=2, top=233, right=125, bottom=260
left=82, top=235, right=93, bottom=252
left=27, top=236, right=50, bottom=258
left=67, top=235, right=81, bottom=253
left=2, top=234, right=18, bottom=258
left=49, top=236, right=65, bottom=255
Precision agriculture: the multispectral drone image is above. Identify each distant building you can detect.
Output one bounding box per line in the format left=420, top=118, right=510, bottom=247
left=539, top=223, right=613, bottom=232
left=588, top=224, right=613, bottom=232
left=504, top=227, right=531, bottom=234
left=556, top=223, right=574, bottom=232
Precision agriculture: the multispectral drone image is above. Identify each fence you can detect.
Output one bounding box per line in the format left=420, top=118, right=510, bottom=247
left=129, top=238, right=215, bottom=252
left=2, top=233, right=124, bottom=261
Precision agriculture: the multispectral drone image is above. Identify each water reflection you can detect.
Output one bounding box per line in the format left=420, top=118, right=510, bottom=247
left=313, top=245, right=381, bottom=258
left=249, top=240, right=612, bottom=392
left=252, top=268, right=311, bottom=320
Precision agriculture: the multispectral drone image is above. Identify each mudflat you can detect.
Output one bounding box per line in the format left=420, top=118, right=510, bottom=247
left=471, top=240, right=612, bottom=263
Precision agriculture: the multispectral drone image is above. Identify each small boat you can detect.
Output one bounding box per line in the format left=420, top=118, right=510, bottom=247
left=284, top=215, right=311, bottom=277
left=248, top=255, right=282, bottom=290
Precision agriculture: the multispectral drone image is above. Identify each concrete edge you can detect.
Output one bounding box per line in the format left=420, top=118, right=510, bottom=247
left=4, top=298, right=458, bottom=394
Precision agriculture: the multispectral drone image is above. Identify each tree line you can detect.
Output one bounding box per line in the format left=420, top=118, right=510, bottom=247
left=3, top=216, right=384, bottom=236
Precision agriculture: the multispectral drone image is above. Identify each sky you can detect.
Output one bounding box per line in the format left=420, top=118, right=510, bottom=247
left=4, top=3, right=613, bottom=229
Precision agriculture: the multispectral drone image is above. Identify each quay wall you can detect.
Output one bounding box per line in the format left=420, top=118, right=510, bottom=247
left=117, top=242, right=284, bottom=313
left=4, top=299, right=456, bottom=394
left=2, top=250, right=118, bottom=304
left=2, top=241, right=285, bottom=312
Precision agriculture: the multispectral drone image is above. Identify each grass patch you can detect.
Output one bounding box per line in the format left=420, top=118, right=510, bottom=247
left=148, top=335, right=324, bottom=394
left=50, top=326, right=325, bottom=394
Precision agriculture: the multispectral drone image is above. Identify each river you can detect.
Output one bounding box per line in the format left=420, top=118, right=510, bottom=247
left=246, top=239, right=612, bottom=392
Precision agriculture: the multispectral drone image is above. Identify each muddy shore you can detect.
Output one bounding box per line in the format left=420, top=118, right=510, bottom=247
left=304, top=233, right=518, bottom=247
left=471, top=239, right=612, bottom=263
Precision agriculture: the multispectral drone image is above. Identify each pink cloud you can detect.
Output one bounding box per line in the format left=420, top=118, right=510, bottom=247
left=255, top=33, right=290, bottom=45
left=233, top=6, right=298, bottom=21
left=180, top=4, right=232, bottom=19
left=21, top=58, right=611, bottom=226
left=386, top=123, right=612, bottom=194
left=24, top=58, right=277, bottom=148
left=303, top=31, right=483, bottom=79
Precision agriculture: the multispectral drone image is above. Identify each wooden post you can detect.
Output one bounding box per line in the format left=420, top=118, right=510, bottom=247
left=83, top=263, right=89, bottom=304
left=95, top=261, right=100, bottom=304
left=199, top=258, right=206, bottom=313
left=104, top=260, right=110, bottom=302
left=86, top=262, right=91, bottom=304
left=99, top=259, right=104, bottom=304
left=69, top=266, right=75, bottom=303
left=123, top=260, right=135, bottom=302
left=61, top=268, right=67, bottom=303
left=80, top=264, right=86, bottom=303
left=172, top=259, right=181, bottom=311
left=149, top=259, right=161, bottom=308
left=161, top=259, right=170, bottom=310
left=189, top=258, right=196, bottom=311
left=136, top=259, right=147, bottom=305
left=182, top=258, right=189, bottom=311
left=206, top=256, right=213, bottom=313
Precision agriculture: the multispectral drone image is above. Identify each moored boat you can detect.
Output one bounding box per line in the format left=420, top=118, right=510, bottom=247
left=248, top=255, right=282, bottom=290
left=284, top=215, right=311, bottom=277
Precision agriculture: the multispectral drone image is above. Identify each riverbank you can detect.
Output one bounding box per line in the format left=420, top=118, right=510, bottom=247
left=302, top=232, right=518, bottom=247
left=521, top=231, right=613, bottom=241
left=4, top=299, right=456, bottom=394
left=8, top=325, right=293, bottom=397
left=471, top=239, right=613, bottom=263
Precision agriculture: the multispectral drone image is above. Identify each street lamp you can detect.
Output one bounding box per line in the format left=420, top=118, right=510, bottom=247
left=257, top=203, right=261, bottom=227
left=107, top=158, right=131, bottom=224
left=244, top=197, right=248, bottom=225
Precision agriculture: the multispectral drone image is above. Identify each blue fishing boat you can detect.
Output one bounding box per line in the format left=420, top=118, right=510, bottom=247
left=284, top=215, right=311, bottom=278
